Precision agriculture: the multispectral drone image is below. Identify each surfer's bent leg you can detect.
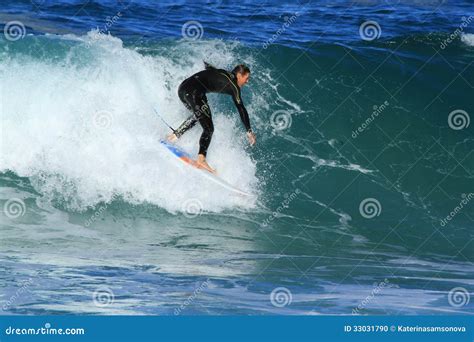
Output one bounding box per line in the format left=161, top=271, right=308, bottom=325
left=175, top=84, right=198, bottom=138
left=174, top=115, right=197, bottom=138
left=195, top=96, right=214, bottom=156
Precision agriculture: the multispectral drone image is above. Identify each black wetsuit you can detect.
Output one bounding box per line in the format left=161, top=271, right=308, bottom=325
left=175, top=63, right=251, bottom=156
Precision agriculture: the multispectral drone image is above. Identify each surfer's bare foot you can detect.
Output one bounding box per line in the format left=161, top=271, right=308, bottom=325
left=196, top=154, right=216, bottom=174
left=166, top=133, right=178, bottom=142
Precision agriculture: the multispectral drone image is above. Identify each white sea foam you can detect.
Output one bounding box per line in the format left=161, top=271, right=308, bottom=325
left=1, top=32, right=264, bottom=212
left=461, top=33, right=474, bottom=46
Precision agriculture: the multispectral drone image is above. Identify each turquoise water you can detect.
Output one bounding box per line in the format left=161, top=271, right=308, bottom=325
left=1, top=1, right=473, bottom=315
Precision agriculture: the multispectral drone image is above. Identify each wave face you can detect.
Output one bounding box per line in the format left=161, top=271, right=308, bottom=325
left=0, top=1, right=473, bottom=315
left=1, top=32, right=265, bottom=212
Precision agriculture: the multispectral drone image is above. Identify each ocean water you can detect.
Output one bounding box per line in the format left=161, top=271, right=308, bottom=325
left=0, top=0, right=473, bottom=315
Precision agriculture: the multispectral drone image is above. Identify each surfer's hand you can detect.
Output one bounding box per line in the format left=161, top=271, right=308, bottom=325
left=247, top=131, right=256, bottom=146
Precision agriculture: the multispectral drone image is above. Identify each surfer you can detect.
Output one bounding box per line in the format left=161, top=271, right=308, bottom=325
left=167, top=62, right=256, bottom=173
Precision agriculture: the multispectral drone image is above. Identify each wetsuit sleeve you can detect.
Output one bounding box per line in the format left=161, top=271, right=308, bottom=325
left=232, top=88, right=252, bottom=132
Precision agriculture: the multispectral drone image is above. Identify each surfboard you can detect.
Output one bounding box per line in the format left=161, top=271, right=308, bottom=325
left=160, top=140, right=254, bottom=197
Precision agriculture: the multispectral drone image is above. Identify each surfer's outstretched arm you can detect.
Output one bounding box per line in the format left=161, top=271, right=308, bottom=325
left=229, top=64, right=256, bottom=146
left=232, top=93, right=256, bottom=146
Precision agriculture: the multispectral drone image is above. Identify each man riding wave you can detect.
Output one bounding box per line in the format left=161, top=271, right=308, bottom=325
left=167, top=62, right=256, bottom=173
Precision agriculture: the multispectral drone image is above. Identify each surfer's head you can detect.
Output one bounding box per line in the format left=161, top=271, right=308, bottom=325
left=232, top=64, right=250, bottom=88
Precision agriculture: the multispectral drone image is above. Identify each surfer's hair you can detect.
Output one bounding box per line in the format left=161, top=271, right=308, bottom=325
left=232, top=64, right=250, bottom=75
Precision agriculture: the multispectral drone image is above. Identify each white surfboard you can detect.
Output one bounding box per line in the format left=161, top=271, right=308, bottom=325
left=160, top=140, right=254, bottom=198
